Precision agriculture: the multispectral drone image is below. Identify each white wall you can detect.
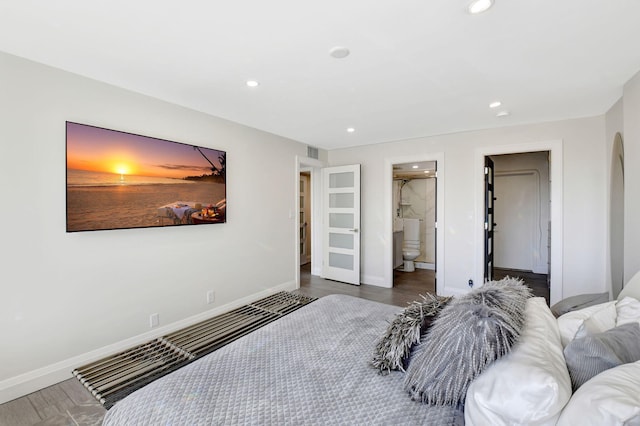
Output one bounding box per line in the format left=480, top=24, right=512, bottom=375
left=623, top=71, right=640, bottom=283
left=0, top=52, right=307, bottom=402
left=329, top=117, right=607, bottom=302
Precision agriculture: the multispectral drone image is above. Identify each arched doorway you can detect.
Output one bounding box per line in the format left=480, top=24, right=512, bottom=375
left=610, top=132, right=624, bottom=297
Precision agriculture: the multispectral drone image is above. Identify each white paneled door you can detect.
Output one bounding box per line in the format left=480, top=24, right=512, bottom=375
left=322, top=164, right=361, bottom=285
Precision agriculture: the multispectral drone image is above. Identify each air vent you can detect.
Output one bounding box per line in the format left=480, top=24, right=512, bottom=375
left=307, top=146, right=319, bottom=159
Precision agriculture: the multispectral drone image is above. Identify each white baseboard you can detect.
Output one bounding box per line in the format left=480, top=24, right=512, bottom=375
left=415, top=262, right=435, bottom=270
left=441, top=286, right=470, bottom=298
left=532, top=265, right=549, bottom=274
left=0, top=281, right=296, bottom=405
left=361, top=274, right=390, bottom=288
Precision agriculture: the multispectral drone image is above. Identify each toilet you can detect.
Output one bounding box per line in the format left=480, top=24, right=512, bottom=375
left=402, top=218, right=421, bottom=272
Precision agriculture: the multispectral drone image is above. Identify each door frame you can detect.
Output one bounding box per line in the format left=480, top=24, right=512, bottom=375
left=475, top=140, right=563, bottom=304
left=294, top=155, right=326, bottom=288
left=385, top=153, right=445, bottom=293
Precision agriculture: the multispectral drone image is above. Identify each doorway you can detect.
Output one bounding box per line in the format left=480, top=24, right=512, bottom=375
left=295, top=157, right=362, bottom=288
left=610, top=132, right=624, bottom=297
left=391, top=161, right=437, bottom=293
left=295, top=155, right=325, bottom=288
left=299, top=171, right=311, bottom=267
left=477, top=140, right=563, bottom=304
left=484, top=151, right=551, bottom=302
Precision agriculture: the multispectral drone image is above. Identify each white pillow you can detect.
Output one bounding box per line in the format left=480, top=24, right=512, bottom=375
left=616, top=296, right=640, bottom=327
left=618, top=270, right=640, bottom=302
left=556, top=361, right=640, bottom=426
left=465, top=297, right=572, bottom=426
left=557, top=301, right=617, bottom=347
left=574, top=302, right=619, bottom=339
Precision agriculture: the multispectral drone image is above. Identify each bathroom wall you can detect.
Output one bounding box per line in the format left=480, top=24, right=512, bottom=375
left=396, top=178, right=436, bottom=266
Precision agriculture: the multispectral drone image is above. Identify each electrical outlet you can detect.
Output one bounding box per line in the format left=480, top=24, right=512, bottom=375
left=149, top=313, right=159, bottom=328
left=468, top=279, right=474, bottom=288
left=207, top=290, right=215, bottom=305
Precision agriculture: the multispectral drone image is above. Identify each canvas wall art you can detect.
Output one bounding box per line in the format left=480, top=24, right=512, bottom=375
left=66, top=122, right=226, bottom=232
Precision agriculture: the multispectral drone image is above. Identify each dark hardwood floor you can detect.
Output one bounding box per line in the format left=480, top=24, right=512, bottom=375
left=493, top=267, right=550, bottom=305
left=295, top=264, right=550, bottom=306
left=0, top=378, right=105, bottom=426
left=294, top=263, right=436, bottom=307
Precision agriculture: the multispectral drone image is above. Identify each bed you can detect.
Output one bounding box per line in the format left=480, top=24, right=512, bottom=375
left=103, top=294, right=463, bottom=425
left=103, top=277, right=640, bottom=426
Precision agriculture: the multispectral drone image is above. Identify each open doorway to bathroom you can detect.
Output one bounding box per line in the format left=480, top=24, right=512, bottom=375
left=392, top=161, right=437, bottom=293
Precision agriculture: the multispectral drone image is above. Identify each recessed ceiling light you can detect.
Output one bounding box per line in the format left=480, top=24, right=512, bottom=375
left=489, top=101, right=501, bottom=108
left=496, top=110, right=510, bottom=117
left=246, top=80, right=259, bottom=87
left=330, top=46, right=350, bottom=59
left=412, top=165, right=419, bottom=169
left=468, top=0, right=494, bottom=14
left=346, top=127, right=355, bottom=133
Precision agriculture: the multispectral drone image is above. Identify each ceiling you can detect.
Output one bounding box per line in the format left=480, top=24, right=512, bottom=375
left=393, top=161, right=436, bottom=180
left=1, top=1, right=640, bottom=150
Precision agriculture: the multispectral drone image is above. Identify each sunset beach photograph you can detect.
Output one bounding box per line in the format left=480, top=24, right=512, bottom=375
left=66, top=122, right=226, bottom=232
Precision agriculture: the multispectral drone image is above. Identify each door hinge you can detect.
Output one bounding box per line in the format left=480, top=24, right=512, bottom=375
left=484, top=166, right=489, bottom=175
left=484, top=222, right=488, bottom=230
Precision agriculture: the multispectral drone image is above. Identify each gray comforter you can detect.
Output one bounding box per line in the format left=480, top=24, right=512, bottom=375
left=103, top=294, right=463, bottom=425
